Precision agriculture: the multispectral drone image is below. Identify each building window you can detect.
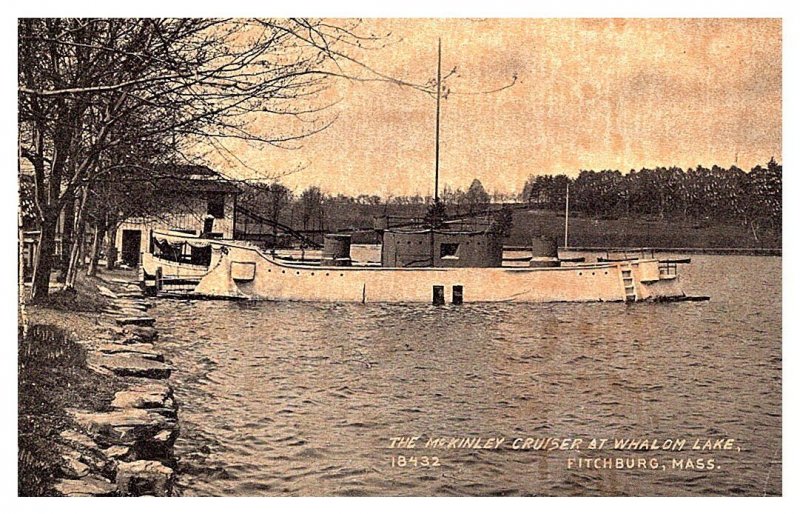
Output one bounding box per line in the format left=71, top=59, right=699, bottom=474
left=441, top=243, right=459, bottom=258
left=207, top=193, right=225, bottom=219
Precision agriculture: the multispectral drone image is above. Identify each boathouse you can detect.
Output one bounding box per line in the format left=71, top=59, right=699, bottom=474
left=114, top=165, right=239, bottom=267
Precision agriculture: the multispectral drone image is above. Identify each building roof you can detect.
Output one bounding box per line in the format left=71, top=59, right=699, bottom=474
left=153, top=164, right=240, bottom=194
left=18, top=163, right=240, bottom=194
left=156, top=164, right=219, bottom=178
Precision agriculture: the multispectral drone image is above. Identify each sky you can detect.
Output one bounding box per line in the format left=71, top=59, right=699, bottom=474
left=210, top=18, right=782, bottom=198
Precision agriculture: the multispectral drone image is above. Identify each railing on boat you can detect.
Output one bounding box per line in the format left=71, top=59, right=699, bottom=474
left=601, top=248, right=656, bottom=261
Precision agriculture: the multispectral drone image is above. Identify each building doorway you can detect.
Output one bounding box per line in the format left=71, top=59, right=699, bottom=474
left=121, top=229, right=142, bottom=267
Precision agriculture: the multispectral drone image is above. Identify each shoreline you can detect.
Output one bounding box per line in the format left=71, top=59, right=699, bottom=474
left=19, top=272, right=180, bottom=497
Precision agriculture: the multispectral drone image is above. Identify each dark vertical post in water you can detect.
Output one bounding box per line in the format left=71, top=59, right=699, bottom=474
left=155, top=266, right=163, bottom=293
left=452, top=285, right=464, bottom=305
left=433, top=285, right=445, bottom=306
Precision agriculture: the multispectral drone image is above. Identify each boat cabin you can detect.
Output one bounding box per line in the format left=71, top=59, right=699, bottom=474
left=380, top=229, right=503, bottom=268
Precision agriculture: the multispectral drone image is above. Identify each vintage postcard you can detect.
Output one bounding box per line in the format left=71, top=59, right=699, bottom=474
left=16, top=15, right=782, bottom=498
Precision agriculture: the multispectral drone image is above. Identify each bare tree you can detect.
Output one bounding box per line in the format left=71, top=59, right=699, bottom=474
left=19, top=19, right=517, bottom=301
left=18, top=19, right=358, bottom=301
left=298, top=186, right=324, bottom=232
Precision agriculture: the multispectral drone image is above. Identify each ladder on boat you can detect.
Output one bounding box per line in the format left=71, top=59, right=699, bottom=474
left=621, top=264, right=637, bottom=302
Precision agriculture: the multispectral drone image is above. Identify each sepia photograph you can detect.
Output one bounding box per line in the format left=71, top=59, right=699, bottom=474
left=13, top=7, right=784, bottom=500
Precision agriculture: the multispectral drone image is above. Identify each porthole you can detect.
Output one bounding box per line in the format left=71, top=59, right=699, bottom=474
left=325, top=273, right=330, bottom=276
left=282, top=270, right=285, bottom=274
left=339, top=273, right=344, bottom=277
left=592, top=272, right=595, bottom=276
left=311, top=272, right=315, bottom=276
left=296, top=271, right=300, bottom=275
left=578, top=272, right=582, bottom=276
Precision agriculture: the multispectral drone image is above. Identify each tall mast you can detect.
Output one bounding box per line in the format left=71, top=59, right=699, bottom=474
left=434, top=38, right=441, bottom=203
left=564, top=182, right=570, bottom=248
left=429, top=39, right=442, bottom=269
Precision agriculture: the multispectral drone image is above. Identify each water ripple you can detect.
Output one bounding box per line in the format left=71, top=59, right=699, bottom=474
left=154, top=255, right=781, bottom=496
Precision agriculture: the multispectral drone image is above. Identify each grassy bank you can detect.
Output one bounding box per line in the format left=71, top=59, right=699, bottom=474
left=320, top=204, right=780, bottom=249
left=18, top=274, right=123, bottom=496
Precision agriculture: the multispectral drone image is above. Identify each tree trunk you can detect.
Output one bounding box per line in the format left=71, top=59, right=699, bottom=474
left=87, top=222, right=106, bottom=277
left=106, top=224, right=118, bottom=270
left=58, top=192, right=76, bottom=281
left=76, top=225, right=86, bottom=268
left=65, top=187, right=88, bottom=289
left=30, top=215, right=58, bottom=303
left=64, top=222, right=84, bottom=289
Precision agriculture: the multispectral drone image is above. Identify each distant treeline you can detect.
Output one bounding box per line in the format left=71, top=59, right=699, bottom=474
left=238, top=178, right=502, bottom=232
left=241, top=160, right=782, bottom=242
left=521, top=159, right=782, bottom=239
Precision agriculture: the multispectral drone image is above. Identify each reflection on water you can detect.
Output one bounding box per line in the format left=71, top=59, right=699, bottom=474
left=151, top=255, right=781, bottom=496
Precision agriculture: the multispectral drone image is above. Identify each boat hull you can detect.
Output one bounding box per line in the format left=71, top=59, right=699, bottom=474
left=143, top=241, right=686, bottom=303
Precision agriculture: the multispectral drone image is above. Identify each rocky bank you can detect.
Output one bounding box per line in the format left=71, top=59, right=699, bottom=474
left=22, top=276, right=180, bottom=497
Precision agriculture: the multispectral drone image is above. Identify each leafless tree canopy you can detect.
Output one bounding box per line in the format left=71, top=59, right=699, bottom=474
left=18, top=18, right=377, bottom=300
left=18, top=18, right=518, bottom=301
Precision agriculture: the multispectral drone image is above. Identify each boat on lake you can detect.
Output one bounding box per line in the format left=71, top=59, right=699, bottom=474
left=139, top=227, right=691, bottom=304
left=138, top=40, right=698, bottom=305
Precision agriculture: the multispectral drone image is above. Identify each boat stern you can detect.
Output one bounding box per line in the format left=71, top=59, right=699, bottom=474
left=631, top=259, right=686, bottom=301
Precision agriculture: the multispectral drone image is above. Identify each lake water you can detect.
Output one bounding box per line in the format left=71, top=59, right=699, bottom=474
left=150, top=254, right=781, bottom=496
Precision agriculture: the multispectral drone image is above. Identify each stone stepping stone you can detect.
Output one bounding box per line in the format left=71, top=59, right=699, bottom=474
left=68, top=408, right=177, bottom=448
left=116, top=460, right=174, bottom=497
left=111, top=383, right=175, bottom=411
left=117, top=335, right=146, bottom=346
left=60, top=429, right=99, bottom=450
left=103, top=445, right=135, bottom=461
left=59, top=449, right=90, bottom=478
left=115, top=297, right=148, bottom=305
left=97, top=285, right=119, bottom=299
left=108, top=278, right=136, bottom=285
left=115, top=316, right=155, bottom=327
left=97, top=344, right=164, bottom=362
left=120, top=300, right=147, bottom=306
left=114, top=293, right=150, bottom=305
left=115, top=303, right=148, bottom=312
left=117, top=292, right=146, bottom=299
left=58, top=433, right=118, bottom=479
left=115, top=308, right=150, bottom=317
left=54, top=475, right=116, bottom=496
left=89, top=353, right=172, bottom=379
left=122, top=326, right=158, bottom=342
